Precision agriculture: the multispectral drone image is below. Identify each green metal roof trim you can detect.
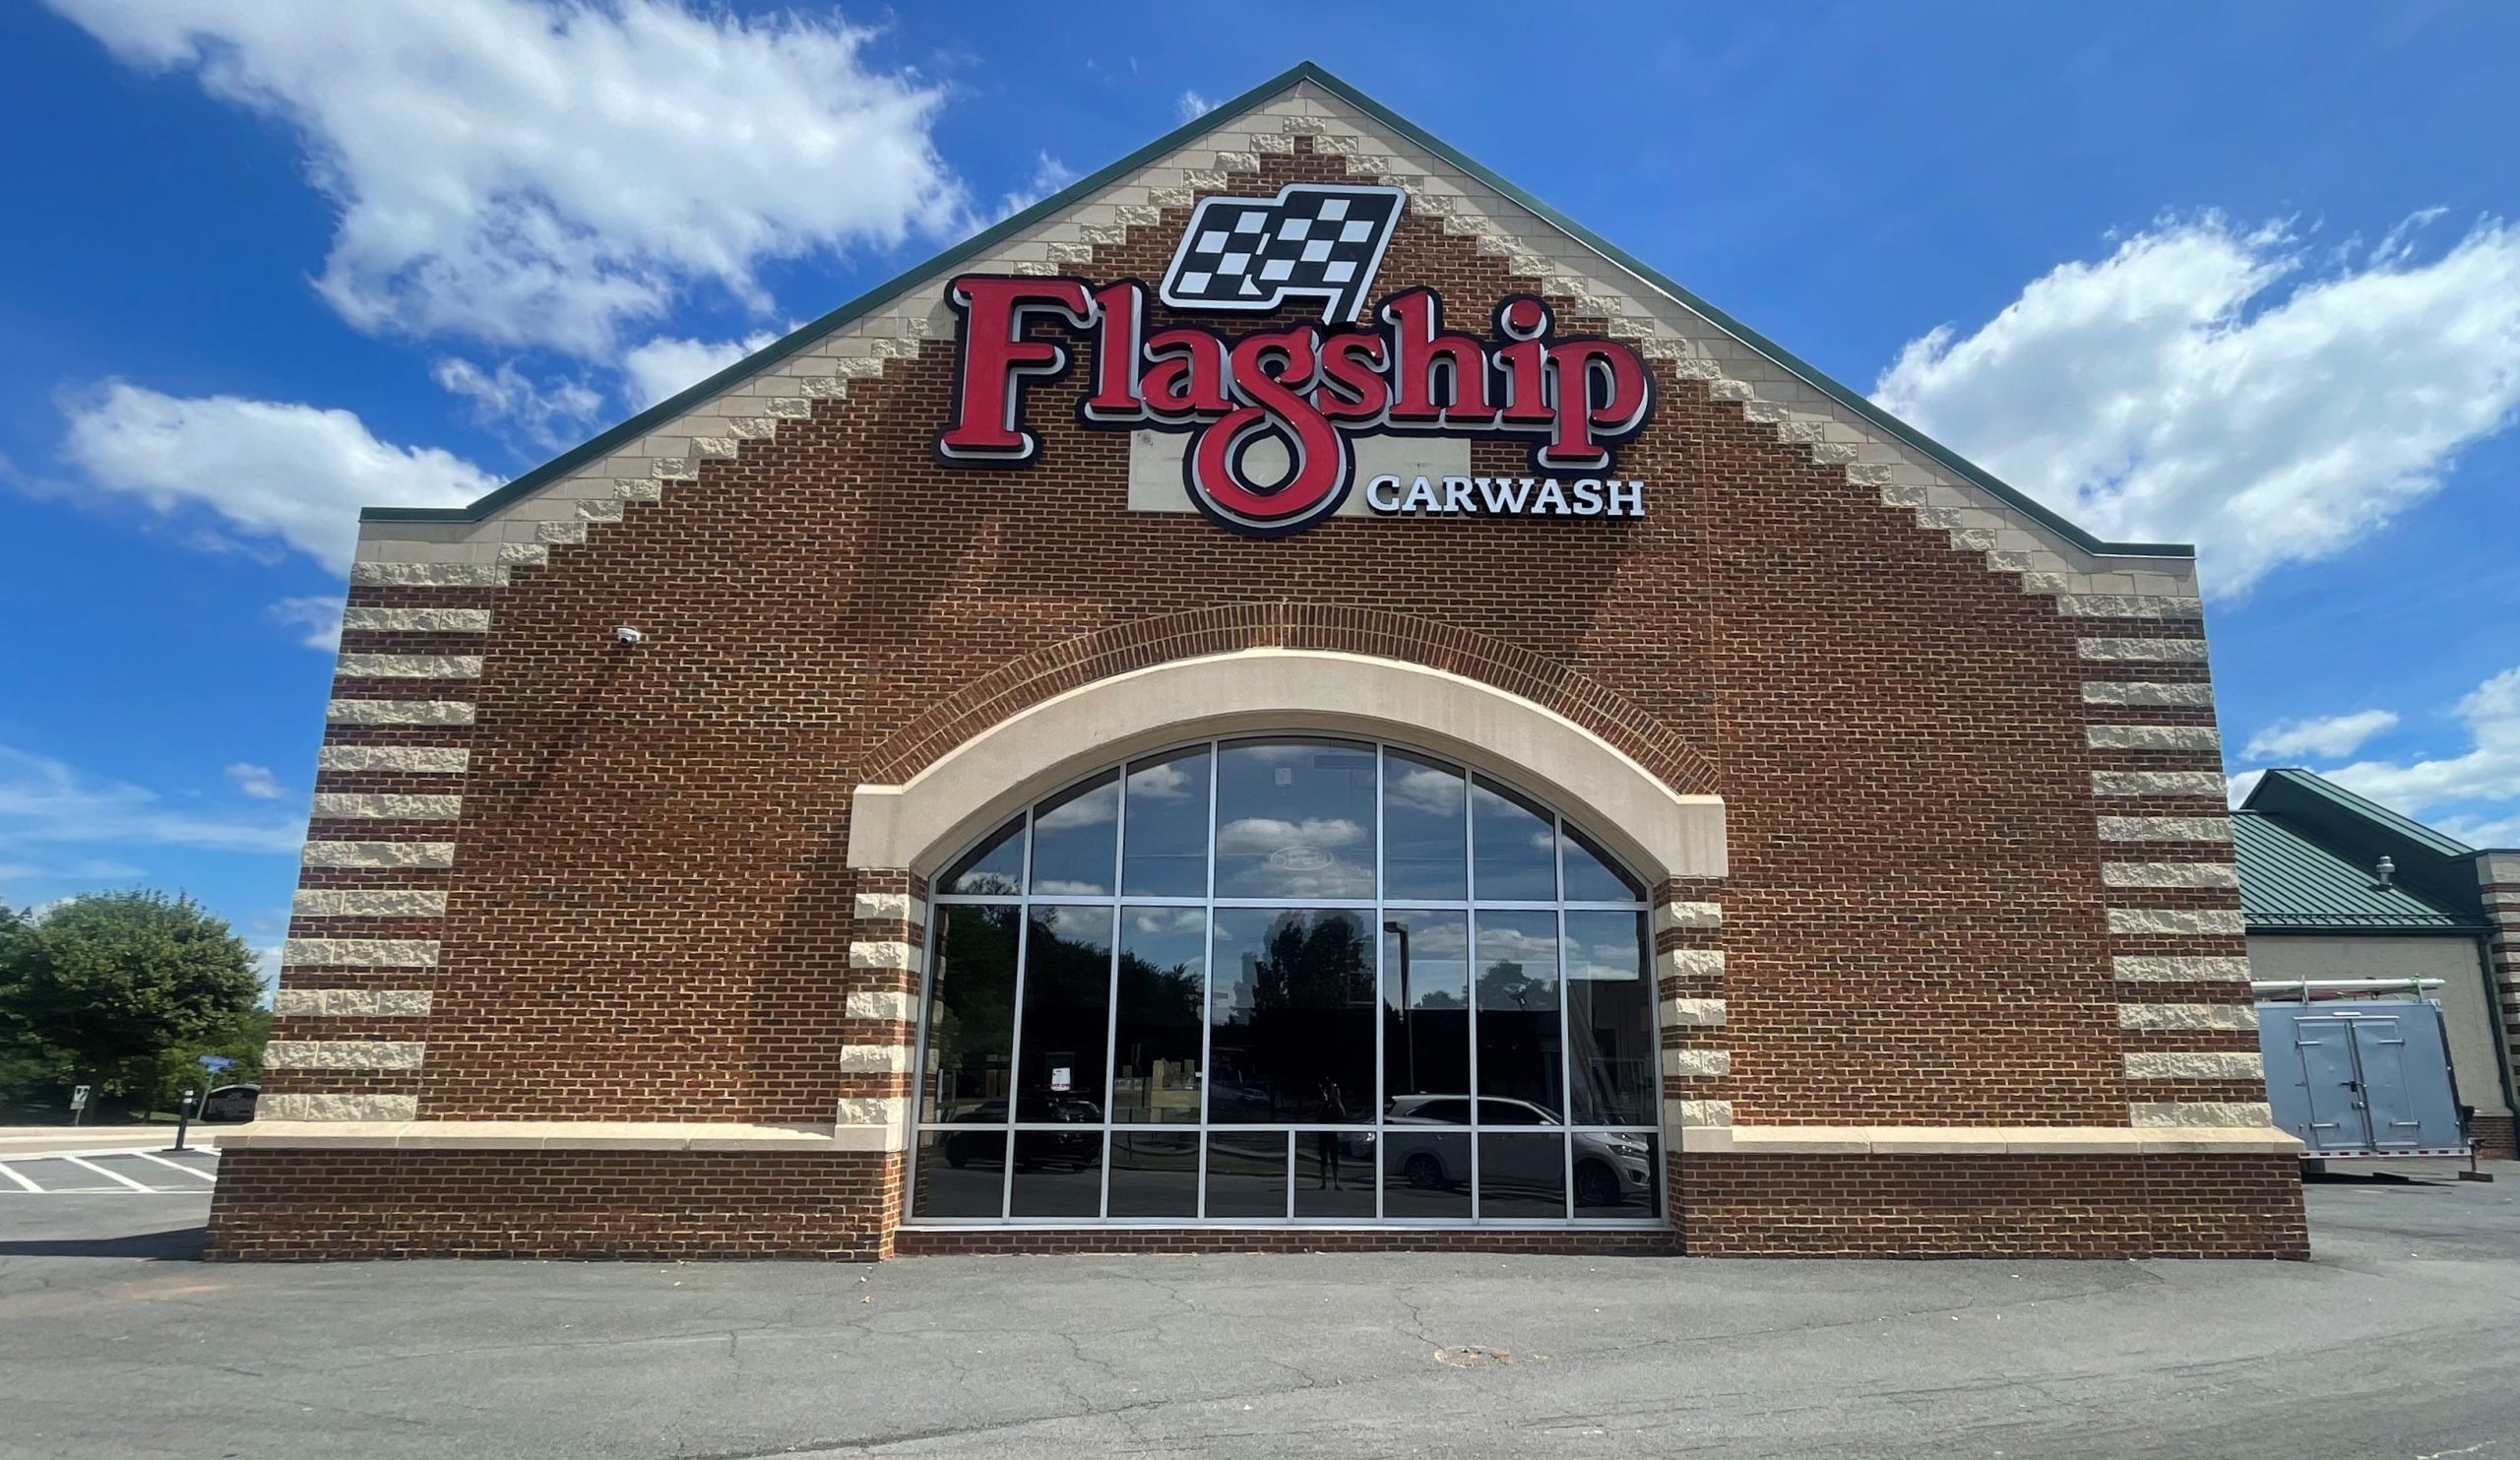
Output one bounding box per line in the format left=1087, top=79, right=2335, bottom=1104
left=2242, top=766, right=2477, bottom=859
left=361, top=61, right=2191, bottom=559
left=2232, top=810, right=2483, bottom=930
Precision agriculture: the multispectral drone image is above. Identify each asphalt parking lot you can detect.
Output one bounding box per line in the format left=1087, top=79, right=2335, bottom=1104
left=0, top=1165, right=2513, bottom=1460
left=0, top=1146, right=220, bottom=1196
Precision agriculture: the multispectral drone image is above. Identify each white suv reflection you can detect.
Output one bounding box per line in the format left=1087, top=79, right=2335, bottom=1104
left=1383, top=1095, right=1656, bottom=1210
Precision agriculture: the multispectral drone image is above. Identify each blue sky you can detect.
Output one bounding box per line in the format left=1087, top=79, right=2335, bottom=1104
left=5, top=2, right=2518, bottom=979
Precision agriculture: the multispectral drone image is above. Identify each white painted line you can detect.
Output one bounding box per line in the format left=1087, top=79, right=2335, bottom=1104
left=0, top=1162, right=42, bottom=1193
left=132, top=1151, right=219, bottom=1182
left=63, top=1155, right=157, bottom=1192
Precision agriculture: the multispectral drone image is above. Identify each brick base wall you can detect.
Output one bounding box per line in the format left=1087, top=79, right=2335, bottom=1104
left=1676, top=1153, right=2309, bottom=1258
left=2471, top=1112, right=2517, bottom=1161
left=206, top=1146, right=2311, bottom=1261
left=203, top=1149, right=904, bottom=1261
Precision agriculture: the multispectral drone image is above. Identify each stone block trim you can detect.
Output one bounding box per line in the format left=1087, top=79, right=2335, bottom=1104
left=308, top=793, right=464, bottom=820
left=301, top=841, right=458, bottom=868
left=272, top=988, right=434, bottom=1017
left=335, top=655, right=483, bottom=679
left=326, top=699, right=476, bottom=727
left=1661, top=997, right=1726, bottom=1026
left=2125, top=1051, right=2265, bottom=1080
left=2100, top=817, right=2235, bottom=844
left=291, top=889, right=450, bottom=918
left=2088, top=725, right=2221, bottom=752
left=2079, top=638, right=2210, bottom=663
left=849, top=940, right=920, bottom=974
left=281, top=938, right=439, bottom=968
left=853, top=892, right=914, bottom=921
left=2107, top=908, right=2248, bottom=936
left=264, top=1041, right=427, bottom=1071
left=257, top=1094, right=419, bottom=1122
left=2105, top=861, right=2241, bottom=888
left=2118, top=1003, right=2259, bottom=1030
left=2092, top=771, right=2230, bottom=797
left=847, top=990, right=914, bottom=1022
left=317, top=746, right=471, bottom=774
left=1662, top=1048, right=1731, bottom=1078
left=2082, top=681, right=2215, bottom=707
left=1661, top=948, right=1725, bottom=978
left=2113, top=955, right=2253, bottom=983
left=341, top=606, right=493, bottom=634
left=2131, top=1101, right=2277, bottom=1127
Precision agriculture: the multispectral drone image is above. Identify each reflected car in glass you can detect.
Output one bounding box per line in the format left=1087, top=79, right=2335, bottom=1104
left=1384, top=1094, right=1655, bottom=1209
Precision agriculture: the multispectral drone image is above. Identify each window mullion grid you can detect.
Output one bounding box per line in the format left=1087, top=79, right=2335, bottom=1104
left=1100, top=763, right=1129, bottom=1223
left=1372, top=744, right=1388, bottom=1222
left=1196, top=736, right=1220, bottom=1219
left=1465, top=770, right=1481, bottom=1220
left=997, top=805, right=1037, bottom=1221
left=1555, top=813, right=1575, bottom=1220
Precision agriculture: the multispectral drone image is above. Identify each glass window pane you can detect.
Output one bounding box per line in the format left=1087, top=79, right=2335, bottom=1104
left=1030, top=771, right=1119, bottom=895
left=1562, top=823, right=1644, bottom=902
left=1474, top=910, right=1561, bottom=1118
left=920, top=905, right=1020, bottom=1122
left=1479, top=1132, right=1567, bottom=1219
left=1381, top=910, right=1470, bottom=1117
left=1472, top=779, right=1556, bottom=901
left=1213, top=739, right=1376, bottom=899
left=1122, top=749, right=1211, bottom=897
left=1107, top=1131, right=1200, bottom=1218
left=1294, top=1131, right=1376, bottom=1218
left=1382, top=751, right=1466, bottom=900
left=1564, top=910, right=1656, bottom=1125
left=913, top=1129, right=1006, bottom=1218
left=1574, top=1131, right=1662, bottom=1219
left=1204, top=1132, right=1290, bottom=1218
left=1113, top=907, right=1207, bottom=1123
left=1209, top=908, right=1374, bottom=1123
left=1009, top=1130, right=1103, bottom=1218
left=940, top=815, right=1025, bottom=896
left=1382, top=1129, right=1470, bottom=1219
left=1015, top=905, right=1114, bottom=1122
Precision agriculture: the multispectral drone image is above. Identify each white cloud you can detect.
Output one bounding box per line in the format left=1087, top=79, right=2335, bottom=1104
left=0, top=744, right=304, bottom=894
left=2226, top=768, right=2265, bottom=809
left=2435, top=811, right=2520, bottom=849
left=1178, top=90, right=1216, bottom=122
left=224, top=763, right=284, bottom=799
left=58, top=382, right=495, bottom=571
left=620, top=331, right=783, bottom=410
left=432, top=357, right=604, bottom=446
left=2243, top=709, right=2400, bottom=762
left=48, top=0, right=965, bottom=356
left=2316, top=666, right=2520, bottom=825
left=1874, top=213, right=2520, bottom=596
left=268, top=596, right=345, bottom=649
left=991, top=153, right=1077, bottom=223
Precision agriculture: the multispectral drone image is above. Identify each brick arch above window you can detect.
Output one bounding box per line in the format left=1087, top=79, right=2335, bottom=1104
left=847, top=628, right=1727, bottom=886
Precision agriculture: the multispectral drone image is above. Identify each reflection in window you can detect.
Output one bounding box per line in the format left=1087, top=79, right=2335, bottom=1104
left=1113, top=908, right=1205, bottom=1122
left=1475, top=910, right=1561, bottom=1114
left=1123, top=749, right=1211, bottom=896
left=912, top=736, right=1659, bottom=1227
left=1209, top=909, right=1374, bottom=1124
left=921, top=905, right=1019, bottom=1122
left=1015, top=905, right=1112, bottom=1120
left=1472, top=779, right=1556, bottom=901
left=1214, top=740, right=1377, bottom=898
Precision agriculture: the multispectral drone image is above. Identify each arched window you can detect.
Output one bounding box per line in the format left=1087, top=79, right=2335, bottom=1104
left=907, top=737, right=1664, bottom=1227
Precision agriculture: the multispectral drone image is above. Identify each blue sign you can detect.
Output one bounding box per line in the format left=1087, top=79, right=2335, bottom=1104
left=199, top=1055, right=235, bottom=1071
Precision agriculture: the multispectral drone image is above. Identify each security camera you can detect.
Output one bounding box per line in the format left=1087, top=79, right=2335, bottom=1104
left=613, top=625, right=645, bottom=646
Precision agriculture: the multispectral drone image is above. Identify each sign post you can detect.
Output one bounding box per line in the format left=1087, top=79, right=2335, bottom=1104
left=173, top=1088, right=198, bottom=1153
left=69, top=1084, right=91, bottom=1126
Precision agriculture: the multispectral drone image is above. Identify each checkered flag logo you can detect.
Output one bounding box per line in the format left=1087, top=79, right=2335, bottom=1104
left=1159, top=183, right=1407, bottom=324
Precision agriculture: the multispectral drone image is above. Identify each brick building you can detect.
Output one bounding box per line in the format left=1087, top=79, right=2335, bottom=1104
left=209, top=64, right=2310, bottom=1260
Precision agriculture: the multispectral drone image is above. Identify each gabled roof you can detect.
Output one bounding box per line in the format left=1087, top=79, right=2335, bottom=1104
left=2232, top=810, right=2481, bottom=931
left=2237, top=768, right=2488, bottom=928
left=361, top=62, right=2188, bottom=560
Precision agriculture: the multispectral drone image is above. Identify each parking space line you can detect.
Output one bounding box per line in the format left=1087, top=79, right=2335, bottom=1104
left=131, top=1151, right=219, bottom=1182
left=62, top=1156, right=156, bottom=1192
left=0, top=1162, right=41, bottom=1193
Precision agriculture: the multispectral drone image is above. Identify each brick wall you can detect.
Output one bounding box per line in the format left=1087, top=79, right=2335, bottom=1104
left=223, top=96, right=2295, bottom=1260
left=1678, top=1153, right=2310, bottom=1258
left=204, top=1148, right=904, bottom=1260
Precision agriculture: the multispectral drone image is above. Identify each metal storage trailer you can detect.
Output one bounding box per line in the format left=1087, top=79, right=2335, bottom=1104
left=2256, top=983, right=2473, bottom=1161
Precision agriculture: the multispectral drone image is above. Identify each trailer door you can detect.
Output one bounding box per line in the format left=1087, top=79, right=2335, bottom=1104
left=2348, top=1017, right=2423, bottom=1151
left=2293, top=1017, right=2373, bottom=1152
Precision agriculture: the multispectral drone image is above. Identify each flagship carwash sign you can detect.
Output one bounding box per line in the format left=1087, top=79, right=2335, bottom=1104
left=932, top=184, right=1654, bottom=537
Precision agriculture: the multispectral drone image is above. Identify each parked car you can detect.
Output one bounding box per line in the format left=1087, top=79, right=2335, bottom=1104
left=1384, top=1094, right=1655, bottom=1209
left=198, top=1084, right=259, bottom=1122
left=939, top=1096, right=1104, bottom=1170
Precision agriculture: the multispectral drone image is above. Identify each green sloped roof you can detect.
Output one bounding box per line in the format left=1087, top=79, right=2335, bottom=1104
left=2233, top=810, right=2483, bottom=930
left=359, top=61, right=2189, bottom=560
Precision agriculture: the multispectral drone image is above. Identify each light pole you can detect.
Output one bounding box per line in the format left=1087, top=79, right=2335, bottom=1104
left=1382, top=920, right=1415, bottom=1096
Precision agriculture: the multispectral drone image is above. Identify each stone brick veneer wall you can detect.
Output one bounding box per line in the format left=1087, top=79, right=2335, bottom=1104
left=212, top=78, right=2303, bottom=1261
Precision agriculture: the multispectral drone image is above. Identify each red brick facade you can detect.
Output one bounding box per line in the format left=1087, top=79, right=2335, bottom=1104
left=217, top=75, right=2306, bottom=1261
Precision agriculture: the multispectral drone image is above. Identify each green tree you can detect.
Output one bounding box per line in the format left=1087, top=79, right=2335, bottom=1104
left=1, top=892, right=262, bottom=1119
